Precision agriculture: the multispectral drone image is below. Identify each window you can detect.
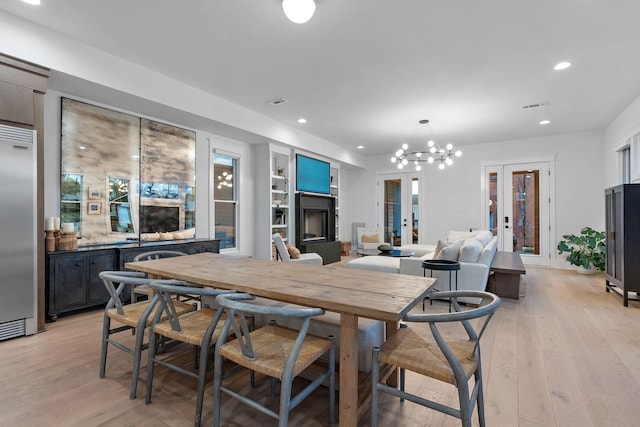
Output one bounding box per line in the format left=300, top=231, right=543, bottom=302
left=108, top=177, right=134, bottom=233
left=60, top=173, right=82, bottom=233
left=213, top=153, right=237, bottom=250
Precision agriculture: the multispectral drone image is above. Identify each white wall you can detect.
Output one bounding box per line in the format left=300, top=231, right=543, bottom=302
left=344, top=131, right=605, bottom=267
left=604, top=93, right=640, bottom=187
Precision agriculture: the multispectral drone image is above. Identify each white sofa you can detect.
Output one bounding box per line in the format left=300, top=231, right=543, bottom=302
left=348, top=230, right=498, bottom=304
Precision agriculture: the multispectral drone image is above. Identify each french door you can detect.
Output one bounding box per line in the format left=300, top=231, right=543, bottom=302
left=377, top=173, right=420, bottom=247
left=485, top=161, right=552, bottom=266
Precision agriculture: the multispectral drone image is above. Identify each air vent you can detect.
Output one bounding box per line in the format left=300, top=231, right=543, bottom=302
left=522, top=102, right=549, bottom=109
left=0, top=319, right=26, bottom=341
left=266, top=98, right=288, bottom=106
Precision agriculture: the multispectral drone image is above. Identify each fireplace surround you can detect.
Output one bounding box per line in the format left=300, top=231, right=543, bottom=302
left=295, top=193, right=341, bottom=264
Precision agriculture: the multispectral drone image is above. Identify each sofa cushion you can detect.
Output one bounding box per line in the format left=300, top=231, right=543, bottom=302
left=447, top=230, right=476, bottom=242
left=435, top=239, right=463, bottom=261
left=458, top=238, right=483, bottom=263
left=362, top=233, right=381, bottom=244
left=347, top=256, right=400, bottom=274
left=474, top=230, right=493, bottom=247
left=477, top=236, right=498, bottom=266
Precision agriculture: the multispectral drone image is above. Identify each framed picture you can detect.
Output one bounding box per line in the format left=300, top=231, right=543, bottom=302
left=88, top=187, right=102, bottom=200
left=87, top=202, right=102, bottom=215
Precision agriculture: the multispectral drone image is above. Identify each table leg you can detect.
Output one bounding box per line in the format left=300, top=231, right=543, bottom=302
left=385, top=320, right=399, bottom=387
left=340, top=312, right=358, bottom=426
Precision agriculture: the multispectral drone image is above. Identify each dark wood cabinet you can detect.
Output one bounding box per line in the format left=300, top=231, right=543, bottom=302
left=46, top=239, right=220, bottom=321
left=47, top=249, right=117, bottom=321
left=605, top=184, right=640, bottom=306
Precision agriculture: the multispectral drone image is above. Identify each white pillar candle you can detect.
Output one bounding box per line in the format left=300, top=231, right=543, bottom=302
left=54, top=217, right=61, bottom=230
left=45, top=217, right=54, bottom=231
left=62, top=223, right=75, bottom=233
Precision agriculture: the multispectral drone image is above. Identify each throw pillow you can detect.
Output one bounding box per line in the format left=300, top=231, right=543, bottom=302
left=435, top=239, right=463, bottom=261
left=446, top=230, right=476, bottom=242
left=458, top=238, right=483, bottom=263
left=287, top=245, right=301, bottom=259
left=362, top=233, right=380, bottom=243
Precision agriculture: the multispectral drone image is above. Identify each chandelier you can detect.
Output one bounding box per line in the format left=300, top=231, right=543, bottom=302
left=390, top=119, right=462, bottom=171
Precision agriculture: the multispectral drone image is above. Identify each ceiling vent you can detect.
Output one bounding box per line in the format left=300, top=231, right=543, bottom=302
left=522, top=101, right=549, bottom=109
left=266, top=98, right=288, bottom=106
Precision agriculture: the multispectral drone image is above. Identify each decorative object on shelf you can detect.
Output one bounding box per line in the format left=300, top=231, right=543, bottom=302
left=390, top=119, right=462, bottom=171
left=282, top=0, right=316, bottom=24
left=556, top=226, right=606, bottom=273
left=277, top=167, right=285, bottom=176
left=45, top=230, right=56, bottom=252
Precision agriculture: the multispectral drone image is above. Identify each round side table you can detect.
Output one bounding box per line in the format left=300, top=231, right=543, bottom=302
left=422, top=259, right=460, bottom=312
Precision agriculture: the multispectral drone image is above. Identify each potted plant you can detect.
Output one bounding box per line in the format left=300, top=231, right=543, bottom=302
left=557, top=227, right=606, bottom=273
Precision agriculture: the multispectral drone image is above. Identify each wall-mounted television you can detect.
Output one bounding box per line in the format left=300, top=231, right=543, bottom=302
left=140, top=205, right=180, bottom=233
left=296, top=154, right=331, bottom=195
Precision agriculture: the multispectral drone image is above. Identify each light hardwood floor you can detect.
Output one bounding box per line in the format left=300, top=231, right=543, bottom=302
left=1, top=265, right=639, bottom=426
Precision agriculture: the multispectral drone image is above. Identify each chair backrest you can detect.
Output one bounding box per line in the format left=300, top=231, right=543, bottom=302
left=404, top=290, right=501, bottom=360
left=272, top=233, right=291, bottom=261
left=356, top=227, right=385, bottom=249
left=133, top=250, right=186, bottom=262
left=215, top=293, right=324, bottom=364
left=99, top=271, right=156, bottom=315
left=149, top=280, right=235, bottom=333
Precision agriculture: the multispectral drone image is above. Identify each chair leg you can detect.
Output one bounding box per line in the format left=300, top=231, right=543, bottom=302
left=371, top=346, right=381, bottom=427
left=145, top=331, right=158, bottom=404
left=194, top=341, right=212, bottom=427
left=212, top=348, right=225, bottom=427
left=475, top=360, right=486, bottom=427
left=400, top=367, right=405, bottom=402
left=278, top=371, right=294, bottom=427
left=456, top=377, right=472, bottom=427
left=99, top=315, right=110, bottom=378
left=329, top=337, right=336, bottom=426
left=129, top=323, right=146, bottom=399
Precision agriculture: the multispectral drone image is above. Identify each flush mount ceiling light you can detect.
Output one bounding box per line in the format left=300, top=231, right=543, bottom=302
left=21, top=0, right=41, bottom=4
left=297, top=118, right=307, bottom=124
left=390, top=119, right=462, bottom=171
left=282, top=0, right=316, bottom=24
left=554, top=61, right=571, bottom=71
left=539, top=120, right=551, bottom=125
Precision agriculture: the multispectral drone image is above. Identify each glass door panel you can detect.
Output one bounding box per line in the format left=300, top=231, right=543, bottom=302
left=378, top=173, right=419, bottom=247
left=485, top=162, right=550, bottom=266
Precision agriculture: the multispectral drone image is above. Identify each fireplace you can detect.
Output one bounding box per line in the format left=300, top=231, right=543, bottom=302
left=295, top=193, right=341, bottom=264
left=302, top=209, right=328, bottom=242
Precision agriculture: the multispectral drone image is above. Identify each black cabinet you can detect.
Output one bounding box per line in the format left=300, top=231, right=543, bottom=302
left=46, top=239, right=220, bottom=321
left=605, top=184, right=640, bottom=306
left=46, top=249, right=117, bottom=321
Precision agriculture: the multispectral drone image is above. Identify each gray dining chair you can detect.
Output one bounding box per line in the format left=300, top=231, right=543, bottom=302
left=131, top=250, right=187, bottom=302
left=212, top=293, right=335, bottom=427
left=145, top=280, right=236, bottom=427
left=370, top=290, right=501, bottom=427
left=98, top=270, right=194, bottom=399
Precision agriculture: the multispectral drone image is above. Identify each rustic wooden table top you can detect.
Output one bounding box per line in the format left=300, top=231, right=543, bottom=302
left=126, top=252, right=436, bottom=321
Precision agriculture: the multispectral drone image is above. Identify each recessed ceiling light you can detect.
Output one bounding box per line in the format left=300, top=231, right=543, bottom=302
left=357, top=145, right=364, bottom=149
left=297, top=118, right=307, bottom=124
left=22, top=0, right=41, bottom=5
left=79, top=146, right=86, bottom=150
left=539, top=120, right=551, bottom=125
left=553, top=61, right=571, bottom=71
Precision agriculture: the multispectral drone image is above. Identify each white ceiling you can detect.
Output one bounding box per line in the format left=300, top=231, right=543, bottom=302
left=3, top=0, right=640, bottom=156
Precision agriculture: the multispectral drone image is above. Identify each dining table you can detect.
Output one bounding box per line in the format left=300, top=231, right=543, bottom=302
left=125, top=252, right=436, bottom=426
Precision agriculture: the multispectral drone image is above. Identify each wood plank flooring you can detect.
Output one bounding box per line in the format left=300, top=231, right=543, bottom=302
left=1, top=266, right=639, bottom=426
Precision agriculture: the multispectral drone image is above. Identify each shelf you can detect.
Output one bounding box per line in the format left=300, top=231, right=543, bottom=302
left=272, top=205, right=289, bottom=209
left=272, top=224, right=288, bottom=229
left=272, top=175, right=287, bottom=180
left=271, top=189, right=287, bottom=194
